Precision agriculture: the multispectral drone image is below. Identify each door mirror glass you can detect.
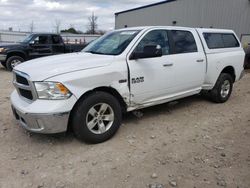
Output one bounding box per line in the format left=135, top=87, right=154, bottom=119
left=29, top=40, right=35, bottom=45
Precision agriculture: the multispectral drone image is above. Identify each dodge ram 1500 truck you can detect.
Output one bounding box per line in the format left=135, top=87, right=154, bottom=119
left=0, top=33, right=87, bottom=71
left=10, top=26, right=245, bottom=143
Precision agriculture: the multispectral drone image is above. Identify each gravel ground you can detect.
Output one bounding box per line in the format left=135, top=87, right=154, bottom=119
left=0, top=65, right=249, bottom=188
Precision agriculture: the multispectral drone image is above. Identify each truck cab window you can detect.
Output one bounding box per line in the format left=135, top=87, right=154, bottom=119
left=171, top=30, right=198, bottom=53
left=33, top=36, right=49, bottom=45
left=134, top=30, right=170, bottom=55
left=52, top=35, right=61, bottom=44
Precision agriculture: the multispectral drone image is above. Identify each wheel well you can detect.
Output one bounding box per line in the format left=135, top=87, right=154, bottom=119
left=221, top=66, right=236, bottom=82
left=92, top=87, right=128, bottom=112
left=67, top=87, right=128, bottom=131
left=7, top=52, right=26, bottom=60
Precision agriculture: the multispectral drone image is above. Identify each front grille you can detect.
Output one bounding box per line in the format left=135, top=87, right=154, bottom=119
left=13, top=71, right=35, bottom=101
left=19, top=88, right=33, bottom=100
left=16, top=74, right=29, bottom=85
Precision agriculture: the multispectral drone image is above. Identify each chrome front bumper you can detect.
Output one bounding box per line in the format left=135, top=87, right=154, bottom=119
left=12, top=106, right=70, bottom=134
left=0, top=54, right=7, bottom=62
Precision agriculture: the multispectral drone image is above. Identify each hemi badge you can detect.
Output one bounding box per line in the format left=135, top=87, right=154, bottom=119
left=119, top=79, right=127, bottom=83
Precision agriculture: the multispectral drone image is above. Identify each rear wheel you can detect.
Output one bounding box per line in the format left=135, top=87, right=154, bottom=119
left=72, top=91, right=122, bottom=144
left=210, top=73, right=233, bottom=103
left=6, top=56, right=24, bottom=71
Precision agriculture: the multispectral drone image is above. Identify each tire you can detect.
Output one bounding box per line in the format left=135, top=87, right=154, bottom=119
left=1, top=61, right=7, bottom=68
left=6, top=56, right=24, bottom=71
left=210, top=73, right=233, bottom=103
left=245, top=57, right=250, bottom=69
left=72, top=91, right=122, bottom=144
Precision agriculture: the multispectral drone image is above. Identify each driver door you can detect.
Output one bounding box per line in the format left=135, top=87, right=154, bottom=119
left=127, top=29, right=173, bottom=105
left=29, top=35, right=53, bottom=59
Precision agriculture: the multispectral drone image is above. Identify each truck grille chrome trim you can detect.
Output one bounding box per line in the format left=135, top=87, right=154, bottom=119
left=13, top=71, right=37, bottom=101
left=16, top=74, right=29, bottom=85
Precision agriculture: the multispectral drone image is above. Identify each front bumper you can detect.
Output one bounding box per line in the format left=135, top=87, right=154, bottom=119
left=0, top=54, right=7, bottom=62
left=11, top=90, right=77, bottom=134
left=12, top=106, right=70, bottom=133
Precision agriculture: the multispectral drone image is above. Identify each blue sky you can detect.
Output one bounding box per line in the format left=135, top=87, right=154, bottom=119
left=0, top=0, right=161, bottom=32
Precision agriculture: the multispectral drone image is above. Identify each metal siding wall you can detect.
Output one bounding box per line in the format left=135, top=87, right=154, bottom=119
left=115, top=0, right=250, bottom=37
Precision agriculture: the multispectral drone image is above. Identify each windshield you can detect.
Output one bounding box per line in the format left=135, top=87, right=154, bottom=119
left=83, top=30, right=141, bottom=55
left=21, top=35, right=34, bottom=43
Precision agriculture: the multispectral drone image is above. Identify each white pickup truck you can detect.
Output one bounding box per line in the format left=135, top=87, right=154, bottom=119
left=11, top=26, right=245, bottom=143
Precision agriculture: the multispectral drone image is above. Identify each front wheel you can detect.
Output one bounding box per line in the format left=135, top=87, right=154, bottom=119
left=72, top=92, right=122, bottom=144
left=210, top=73, right=233, bottom=103
left=6, top=56, right=24, bottom=71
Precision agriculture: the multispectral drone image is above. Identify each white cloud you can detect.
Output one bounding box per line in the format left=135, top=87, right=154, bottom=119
left=32, top=0, right=67, bottom=10
left=0, top=0, right=161, bottom=32
left=0, top=0, right=8, bottom=3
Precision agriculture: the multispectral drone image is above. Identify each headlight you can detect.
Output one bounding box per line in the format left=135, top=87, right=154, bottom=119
left=0, top=48, right=6, bottom=53
left=34, top=82, right=72, bottom=100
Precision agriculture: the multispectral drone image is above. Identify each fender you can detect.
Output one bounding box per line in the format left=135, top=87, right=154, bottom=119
left=7, top=50, right=27, bottom=60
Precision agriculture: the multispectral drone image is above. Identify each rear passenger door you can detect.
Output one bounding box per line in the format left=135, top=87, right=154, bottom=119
left=167, top=29, right=206, bottom=94
left=51, top=35, right=65, bottom=55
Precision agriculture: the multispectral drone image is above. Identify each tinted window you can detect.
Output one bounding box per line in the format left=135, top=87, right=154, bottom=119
left=203, top=33, right=224, bottom=49
left=203, top=33, right=239, bottom=49
left=33, top=36, right=49, bottom=45
left=222, top=34, right=240, bottom=48
left=52, top=35, right=61, bottom=44
left=134, top=30, right=170, bottom=55
left=171, top=30, right=198, bottom=53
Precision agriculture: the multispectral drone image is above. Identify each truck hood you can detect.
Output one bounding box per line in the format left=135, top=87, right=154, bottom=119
left=0, top=43, right=26, bottom=49
left=14, top=52, right=114, bottom=81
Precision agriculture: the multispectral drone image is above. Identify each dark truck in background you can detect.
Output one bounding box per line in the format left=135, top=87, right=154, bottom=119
left=0, top=33, right=88, bottom=71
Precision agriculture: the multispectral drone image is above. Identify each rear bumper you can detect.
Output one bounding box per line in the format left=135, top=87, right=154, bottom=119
left=0, top=54, right=7, bottom=62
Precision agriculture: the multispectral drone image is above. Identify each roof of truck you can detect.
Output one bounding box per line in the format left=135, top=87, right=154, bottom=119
left=116, top=26, right=235, bottom=33
left=196, top=28, right=235, bottom=33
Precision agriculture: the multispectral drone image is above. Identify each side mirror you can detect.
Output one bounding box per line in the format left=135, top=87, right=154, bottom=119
left=29, top=41, right=35, bottom=45
left=130, top=45, right=162, bottom=60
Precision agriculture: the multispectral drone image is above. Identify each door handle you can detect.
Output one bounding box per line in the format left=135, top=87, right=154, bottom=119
left=196, top=59, right=204, bottom=62
left=163, top=63, right=173, bottom=67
